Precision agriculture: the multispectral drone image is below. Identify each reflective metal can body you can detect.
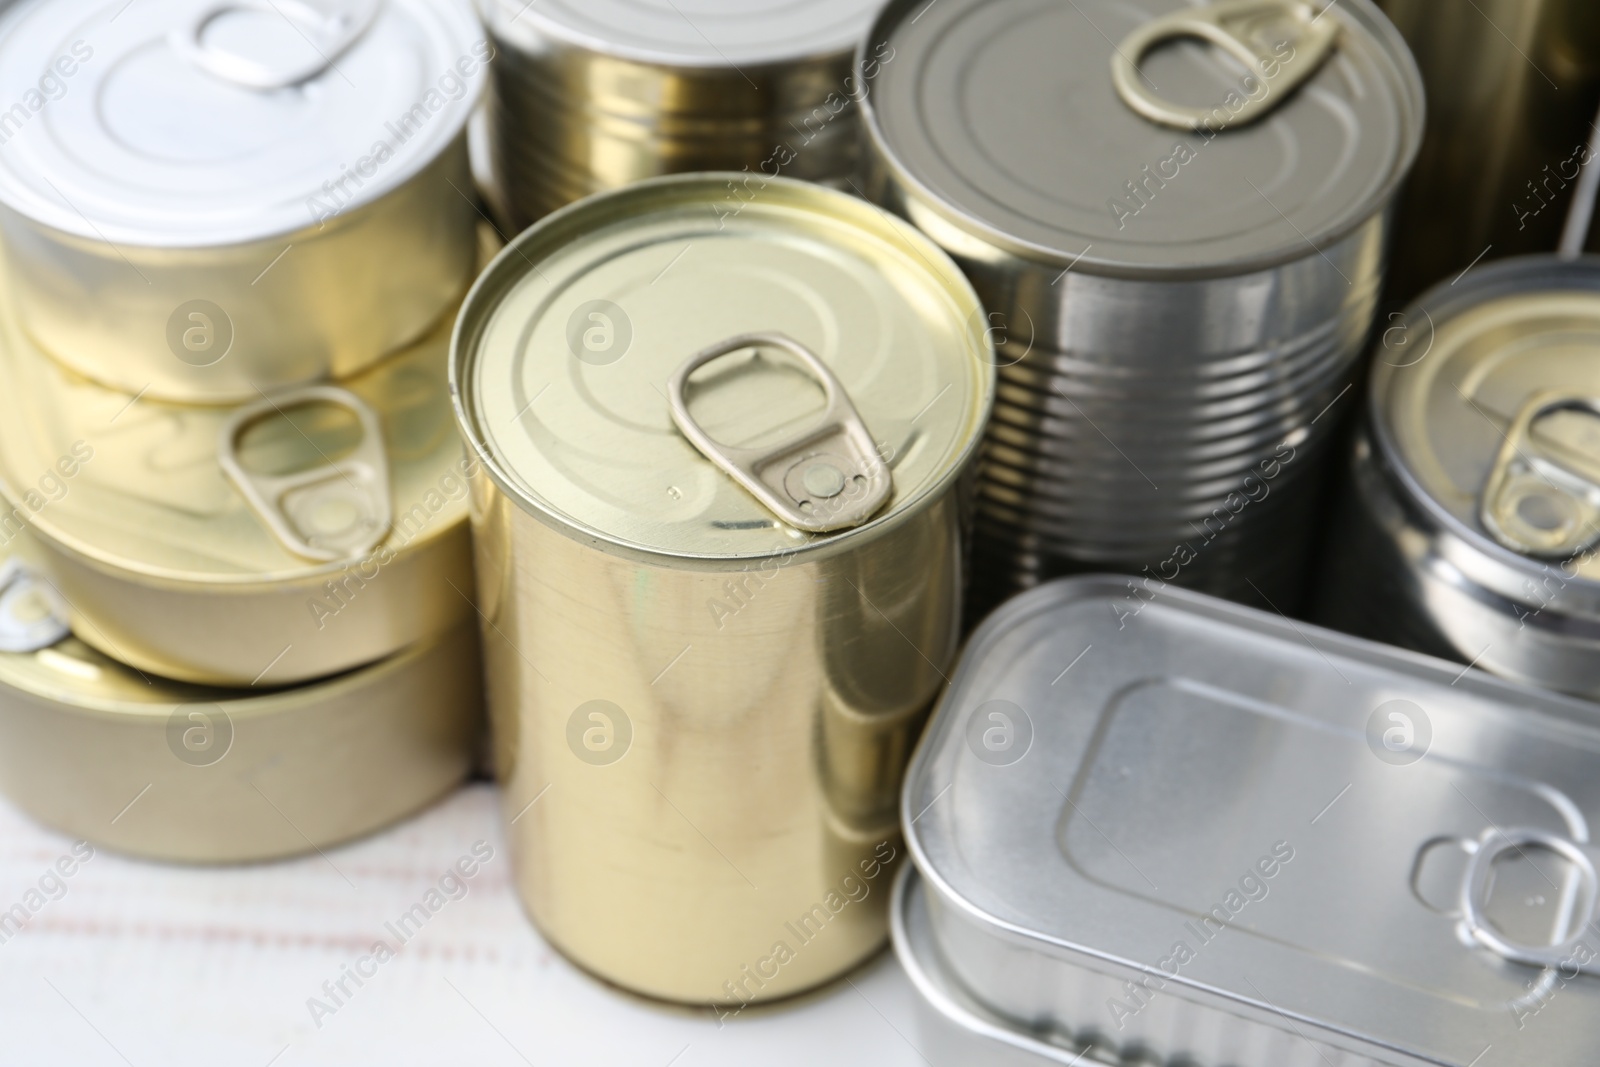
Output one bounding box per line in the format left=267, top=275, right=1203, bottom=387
left=903, top=576, right=1600, bottom=1066
left=0, top=0, right=488, bottom=402
left=0, top=591, right=482, bottom=864
left=453, top=175, right=992, bottom=1003
left=483, top=0, right=882, bottom=227
left=0, top=267, right=478, bottom=687
left=859, top=0, right=1423, bottom=613
left=1317, top=255, right=1600, bottom=699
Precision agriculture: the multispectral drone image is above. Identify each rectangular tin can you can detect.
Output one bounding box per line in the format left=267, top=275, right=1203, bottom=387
left=0, top=558, right=482, bottom=865
left=452, top=174, right=993, bottom=1004
left=903, top=575, right=1600, bottom=1067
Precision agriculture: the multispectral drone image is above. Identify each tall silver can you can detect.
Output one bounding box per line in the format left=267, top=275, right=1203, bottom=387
left=481, top=0, right=886, bottom=228
left=0, top=0, right=488, bottom=403
left=859, top=0, right=1423, bottom=613
left=451, top=175, right=992, bottom=1004
left=902, top=575, right=1600, bottom=1067
left=1317, top=255, right=1600, bottom=700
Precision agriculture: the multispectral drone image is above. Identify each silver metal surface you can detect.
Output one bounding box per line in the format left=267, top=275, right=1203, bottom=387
left=482, top=0, right=882, bottom=227
left=905, top=574, right=1600, bottom=1067
left=1317, top=255, right=1600, bottom=700
left=0, top=559, right=68, bottom=653
left=860, top=0, right=1423, bottom=611
left=0, top=0, right=486, bottom=401
left=667, top=333, right=893, bottom=534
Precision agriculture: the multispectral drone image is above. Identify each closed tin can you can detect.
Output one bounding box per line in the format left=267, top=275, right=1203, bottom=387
left=0, top=0, right=488, bottom=403
left=0, top=560, right=481, bottom=864
left=1317, top=255, right=1600, bottom=700
left=1378, top=0, right=1600, bottom=301
left=452, top=174, right=992, bottom=1004
left=860, top=0, right=1423, bottom=613
left=902, top=575, right=1600, bottom=1066
left=0, top=268, right=477, bottom=687
left=482, top=0, right=884, bottom=228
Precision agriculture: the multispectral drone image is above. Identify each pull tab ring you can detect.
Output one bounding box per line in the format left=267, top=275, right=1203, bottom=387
left=0, top=558, right=70, bottom=654
left=218, top=385, right=393, bottom=562
left=1110, top=1, right=1339, bottom=131
left=172, top=0, right=382, bottom=92
left=667, top=333, right=893, bottom=534
left=1460, top=827, right=1600, bottom=974
left=1480, top=391, right=1600, bottom=559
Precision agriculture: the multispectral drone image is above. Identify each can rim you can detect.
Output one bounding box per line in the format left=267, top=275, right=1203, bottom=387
left=0, top=620, right=463, bottom=718
left=449, top=171, right=996, bottom=569
left=1367, top=253, right=1600, bottom=590
left=855, top=0, right=1426, bottom=282
left=486, top=0, right=866, bottom=72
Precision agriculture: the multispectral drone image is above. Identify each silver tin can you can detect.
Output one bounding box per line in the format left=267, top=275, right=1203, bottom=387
left=1317, top=255, right=1600, bottom=700
left=0, top=0, right=488, bottom=403
left=482, top=0, right=884, bottom=228
left=903, top=574, right=1600, bottom=1067
left=859, top=0, right=1423, bottom=613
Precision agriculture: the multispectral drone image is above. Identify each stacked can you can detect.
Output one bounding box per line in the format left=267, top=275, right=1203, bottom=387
left=859, top=0, right=1423, bottom=615
left=481, top=0, right=886, bottom=228
left=0, top=0, right=490, bottom=861
left=1317, top=256, right=1600, bottom=701
left=453, top=174, right=992, bottom=1003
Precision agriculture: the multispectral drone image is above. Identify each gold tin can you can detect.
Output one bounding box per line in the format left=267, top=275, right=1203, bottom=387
left=452, top=175, right=993, bottom=1005
left=0, top=563, right=481, bottom=864
left=0, top=279, right=477, bottom=688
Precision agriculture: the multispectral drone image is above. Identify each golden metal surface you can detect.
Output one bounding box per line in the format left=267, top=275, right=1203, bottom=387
left=455, top=174, right=993, bottom=1004
left=0, top=617, right=482, bottom=864
left=1379, top=0, right=1600, bottom=300
left=0, top=272, right=478, bottom=686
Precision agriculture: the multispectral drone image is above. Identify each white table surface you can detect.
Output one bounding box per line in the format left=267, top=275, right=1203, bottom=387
left=0, top=783, right=930, bottom=1067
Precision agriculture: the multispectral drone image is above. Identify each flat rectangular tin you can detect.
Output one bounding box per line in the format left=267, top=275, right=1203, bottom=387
left=904, top=576, right=1600, bottom=1067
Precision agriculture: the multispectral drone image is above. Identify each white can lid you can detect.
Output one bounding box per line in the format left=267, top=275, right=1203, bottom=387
left=0, top=0, right=486, bottom=247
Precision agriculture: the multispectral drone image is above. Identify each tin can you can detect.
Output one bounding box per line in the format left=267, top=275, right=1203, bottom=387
left=859, top=0, right=1423, bottom=614
left=1317, top=255, right=1600, bottom=700
left=0, top=0, right=488, bottom=403
left=1377, top=0, right=1600, bottom=301
left=902, top=574, right=1600, bottom=1067
left=452, top=174, right=992, bottom=1004
left=0, top=559, right=481, bottom=864
left=482, top=0, right=884, bottom=228
left=0, top=267, right=478, bottom=687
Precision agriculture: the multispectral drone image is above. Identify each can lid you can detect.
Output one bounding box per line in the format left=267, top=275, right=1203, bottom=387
left=0, top=0, right=485, bottom=247
left=453, top=174, right=993, bottom=563
left=0, top=283, right=468, bottom=589
left=906, top=576, right=1600, bottom=1064
left=862, top=0, right=1422, bottom=276
left=1373, top=256, right=1600, bottom=582
left=486, top=0, right=880, bottom=68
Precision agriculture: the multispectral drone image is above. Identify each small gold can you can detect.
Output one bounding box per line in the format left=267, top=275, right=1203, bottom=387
left=0, top=278, right=478, bottom=687
left=0, top=559, right=481, bottom=864
left=453, top=175, right=993, bottom=1004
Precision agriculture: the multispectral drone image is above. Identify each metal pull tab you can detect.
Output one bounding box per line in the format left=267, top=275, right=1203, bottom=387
left=218, top=385, right=392, bottom=562
left=0, top=559, right=70, bottom=654
left=1480, top=391, right=1600, bottom=559
left=1461, top=827, right=1600, bottom=975
left=172, top=0, right=382, bottom=92
left=667, top=333, right=893, bottom=534
left=1110, top=1, right=1339, bottom=131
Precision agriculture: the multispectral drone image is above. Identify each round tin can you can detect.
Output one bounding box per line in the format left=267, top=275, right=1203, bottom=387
left=0, top=274, right=477, bottom=688
left=859, top=0, right=1423, bottom=613
left=0, top=561, right=481, bottom=864
left=483, top=0, right=884, bottom=228
left=1317, top=255, right=1600, bottom=700
left=0, top=0, right=488, bottom=403
left=452, top=174, right=992, bottom=1004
